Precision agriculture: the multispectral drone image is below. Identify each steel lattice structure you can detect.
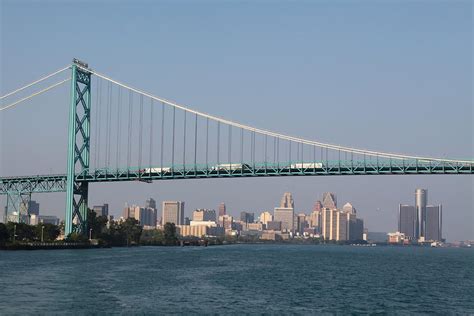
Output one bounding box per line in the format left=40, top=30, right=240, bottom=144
left=1, top=59, right=473, bottom=235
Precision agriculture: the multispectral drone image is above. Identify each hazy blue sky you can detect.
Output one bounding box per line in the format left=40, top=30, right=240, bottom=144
left=1, top=0, right=472, bottom=240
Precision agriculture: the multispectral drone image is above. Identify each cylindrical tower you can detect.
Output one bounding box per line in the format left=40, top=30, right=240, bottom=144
left=415, top=188, right=427, bottom=239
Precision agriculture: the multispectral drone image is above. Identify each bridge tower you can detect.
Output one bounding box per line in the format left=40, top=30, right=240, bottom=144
left=65, top=59, right=92, bottom=236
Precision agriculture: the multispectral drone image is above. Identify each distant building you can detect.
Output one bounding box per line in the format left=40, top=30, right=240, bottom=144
left=280, top=192, right=294, bottom=208
left=123, top=205, right=156, bottom=227
left=274, top=208, right=294, bottom=232
left=322, top=192, right=337, bottom=209
left=266, top=221, right=282, bottom=231
left=425, top=205, right=442, bottom=242
left=296, top=213, right=307, bottom=234
left=399, top=204, right=416, bottom=238
left=321, top=208, right=347, bottom=241
left=27, top=200, right=40, bottom=216
left=308, top=211, right=320, bottom=231
left=415, top=188, right=427, bottom=239
left=162, top=201, right=185, bottom=226
left=312, top=200, right=323, bottom=213
left=342, top=202, right=356, bottom=214
left=246, top=222, right=263, bottom=231
left=240, top=211, right=254, bottom=223
left=219, top=214, right=233, bottom=231
left=93, top=204, right=109, bottom=217
left=218, top=203, right=226, bottom=217
left=193, top=209, right=216, bottom=222
left=259, top=211, right=273, bottom=226
left=146, top=198, right=157, bottom=210
left=388, top=231, right=406, bottom=244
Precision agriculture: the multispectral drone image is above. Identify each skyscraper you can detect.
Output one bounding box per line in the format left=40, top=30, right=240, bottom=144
left=193, top=209, right=216, bottom=222
left=219, top=203, right=226, bottom=217
left=93, top=204, right=109, bottom=217
left=146, top=198, right=157, bottom=210
left=162, top=201, right=185, bottom=226
left=399, top=204, right=416, bottom=239
left=240, top=211, right=255, bottom=223
left=342, top=202, right=356, bottom=214
left=415, top=188, right=427, bottom=239
left=259, top=211, right=273, bottom=226
left=425, top=205, right=442, bottom=242
left=274, top=207, right=294, bottom=232
left=312, top=200, right=323, bottom=212
left=322, top=192, right=337, bottom=209
left=280, top=192, right=294, bottom=208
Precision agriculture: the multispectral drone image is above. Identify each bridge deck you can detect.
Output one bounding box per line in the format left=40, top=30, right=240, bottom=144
left=1, top=161, right=472, bottom=194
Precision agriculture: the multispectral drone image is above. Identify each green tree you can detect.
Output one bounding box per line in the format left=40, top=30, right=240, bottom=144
left=163, top=222, right=178, bottom=246
left=140, top=229, right=164, bottom=245
left=0, top=223, right=9, bottom=244
left=35, top=223, right=60, bottom=242
left=6, top=222, right=36, bottom=242
left=87, top=209, right=108, bottom=239
left=121, top=218, right=143, bottom=246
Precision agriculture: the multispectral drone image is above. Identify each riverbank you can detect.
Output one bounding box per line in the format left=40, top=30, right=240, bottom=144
left=0, top=242, right=107, bottom=250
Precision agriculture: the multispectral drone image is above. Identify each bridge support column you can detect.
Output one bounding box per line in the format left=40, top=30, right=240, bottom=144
left=65, top=60, right=91, bottom=236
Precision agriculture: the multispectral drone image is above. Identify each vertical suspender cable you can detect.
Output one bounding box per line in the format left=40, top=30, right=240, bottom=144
left=127, top=91, right=133, bottom=169
left=116, top=87, right=122, bottom=170
left=194, top=113, right=198, bottom=172
left=107, top=82, right=113, bottom=168
left=97, top=80, right=102, bottom=168
left=206, top=118, right=209, bottom=170
left=149, top=99, right=154, bottom=170
left=264, top=134, right=267, bottom=168
left=138, top=95, right=144, bottom=169
left=183, top=110, right=187, bottom=170
left=240, top=128, right=243, bottom=166
left=160, top=102, right=165, bottom=170
left=172, top=106, right=175, bottom=171
left=94, top=79, right=100, bottom=169
left=217, top=121, right=220, bottom=167
left=228, top=125, right=232, bottom=167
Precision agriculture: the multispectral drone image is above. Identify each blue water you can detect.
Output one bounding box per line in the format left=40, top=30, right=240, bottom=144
left=0, top=245, right=473, bottom=314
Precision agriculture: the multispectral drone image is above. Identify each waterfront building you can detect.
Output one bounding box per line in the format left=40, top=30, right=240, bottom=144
left=240, top=211, right=255, bottom=223
left=280, top=192, right=295, bottom=208
left=388, top=231, right=406, bottom=244
left=426, top=205, right=442, bottom=242
left=308, top=210, right=320, bottom=231
left=193, top=209, right=216, bottom=222
left=246, top=222, right=263, bottom=231
left=321, top=208, right=348, bottom=241
left=259, top=211, right=273, bottom=226
left=218, top=203, right=226, bottom=217
left=93, top=204, right=109, bottom=217
left=322, top=192, right=337, bottom=209
left=162, top=201, right=185, bottom=226
left=415, top=188, right=427, bottom=239
left=274, top=207, right=294, bottom=232
left=123, top=205, right=156, bottom=227
left=399, top=204, right=416, bottom=238
left=219, top=214, right=233, bottom=230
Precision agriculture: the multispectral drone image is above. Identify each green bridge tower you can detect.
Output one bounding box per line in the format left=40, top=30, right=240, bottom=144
left=65, top=59, right=92, bottom=236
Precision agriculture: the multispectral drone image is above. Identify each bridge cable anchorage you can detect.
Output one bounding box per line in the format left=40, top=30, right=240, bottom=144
left=0, top=78, right=70, bottom=111
left=75, top=64, right=473, bottom=164
left=0, top=66, right=70, bottom=100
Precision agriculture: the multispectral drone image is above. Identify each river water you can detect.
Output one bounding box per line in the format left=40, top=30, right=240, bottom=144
left=0, top=244, right=472, bottom=314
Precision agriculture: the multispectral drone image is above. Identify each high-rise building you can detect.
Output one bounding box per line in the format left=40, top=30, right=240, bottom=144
left=342, top=202, right=356, bottom=214
left=280, top=192, right=294, bottom=208
left=274, top=207, right=294, bottom=232
left=27, top=200, right=40, bottom=216
left=193, top=209, right=216, bottom=222
left=162, top=201, right=185, bottom=226
left=312, top=200, right=323, bottom=212
left=240, top=211, right=255, bottom=223
left=308, top=210, right=321, bottom=232
left=322, top=192, right=337, bottom=209
left=123, top=205, right=156, bottom=227
left=415, top=188, right=427, bottom=239
left=219, top=203, right=226, bottom=217
left=321, top=208, right=348, bottom=241
left=296, top=213, right=307, bottom=234
left=349, top=218, right=364, bottom=241
left=399, top=204, right=416, bottom=239
left=219, top=214, right=233, bottom=230
left=425, top=205, right=442, bottom=242
left=259, top=211, right=273, bottom=226
left=146, top=198, right=157, bottom=210
left=93, top=204, right=109, bottom=217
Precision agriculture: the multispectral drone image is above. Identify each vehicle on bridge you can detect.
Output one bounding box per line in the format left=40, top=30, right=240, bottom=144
left=290, top=162, right=324, bottom=169
left=211, top=163, right=251, bottom=171
left=140, top=167, right=172, bottom=174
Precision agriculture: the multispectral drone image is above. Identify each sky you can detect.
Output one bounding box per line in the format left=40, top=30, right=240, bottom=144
left=0, top=0, right=472, bottom=241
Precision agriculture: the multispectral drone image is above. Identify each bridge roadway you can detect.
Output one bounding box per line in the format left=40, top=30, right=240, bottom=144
left=1, top=160, right=473, bottom=194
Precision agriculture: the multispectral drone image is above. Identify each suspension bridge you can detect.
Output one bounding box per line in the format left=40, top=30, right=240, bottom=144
left=1, top=59, right=472, bottom=236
